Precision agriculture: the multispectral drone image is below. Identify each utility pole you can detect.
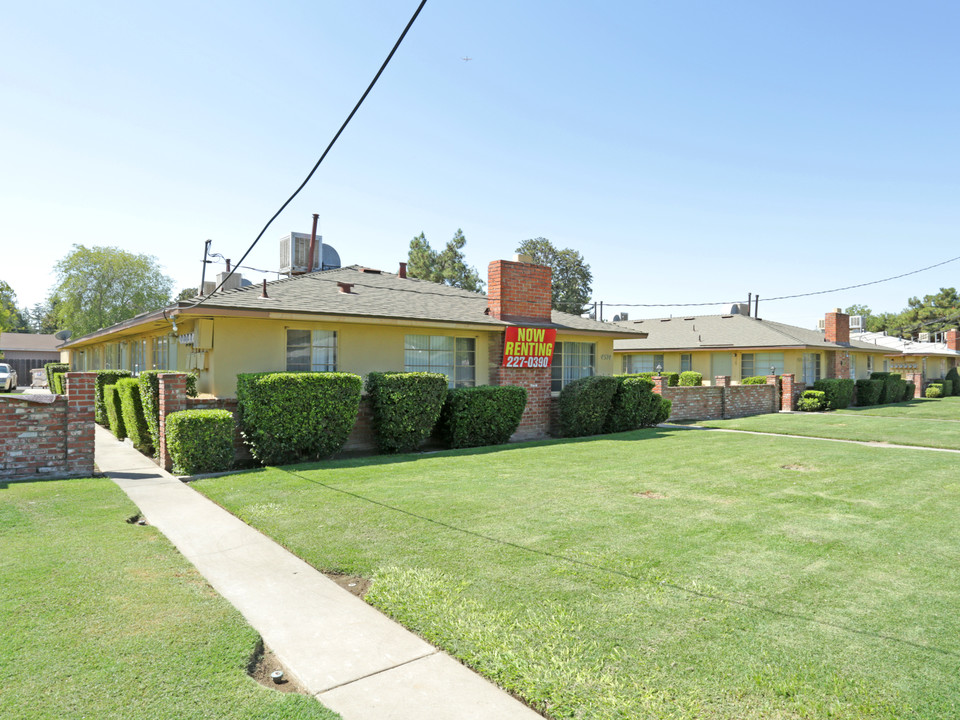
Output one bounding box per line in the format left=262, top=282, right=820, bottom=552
left=199, top=239, right=213, bottom=296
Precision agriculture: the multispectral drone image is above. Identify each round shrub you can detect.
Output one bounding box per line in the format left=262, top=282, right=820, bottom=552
left=439, top=385, right=527, bottom=448
left=797, top=389, right=827, bottom=412
left=678, top=371, right=703, bottom=386
left=365, top=372, right=448, bottom=454
left=904, top=381, right=916, bottom=400
left=945, top=366, right=960, bottom=396
left=604, top=376, right=662, bottom=433
left=855, top=378, right=882, bottom=406
left=942, top=379, right=954, bottom=397
left=237, top=372, right=362, bottom=465
left=559, top=375, right=619, bottom=437
left=926, top=384, right=944, bottom=399
left=166, top=409, right=234, bottom=475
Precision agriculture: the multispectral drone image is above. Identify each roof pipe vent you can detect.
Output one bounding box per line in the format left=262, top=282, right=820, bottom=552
left=399, top=262, right=407, bottom=279
left=338, top=282, right=354, bottom=294
left=259, top=279, right=269, bottom=299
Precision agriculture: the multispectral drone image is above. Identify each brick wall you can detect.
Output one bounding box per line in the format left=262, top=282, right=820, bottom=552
left=343, top=396, right=376, bottom=452
left=0, top=372, right=95, bottom=481
left=487, top=259, right=552, bottom=322
left=651, top=374, right=778, bottom=421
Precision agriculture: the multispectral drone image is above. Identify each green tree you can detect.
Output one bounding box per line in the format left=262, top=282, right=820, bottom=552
left=896, top=288, right=960, bottom=336
left=50, top=245, right=174, bottom=338
left=176, top=288, right=199, bottom=301
left=406, top=229, right=484, bottom=292
left=515, top=237, right=593, bottom=315
left=26, top=300, right=61, bottom=334
left=0, top=281, right=28, bottom=332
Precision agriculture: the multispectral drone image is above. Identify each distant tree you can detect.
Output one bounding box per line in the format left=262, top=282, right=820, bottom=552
left=177, top=288, right=199, bottom=301
left=50, top=245, right=174, bottom=338
left=897, top=288, right=960, bottom=336
left=515, top=237, right=593, bottom=315
left=0, top=281, right=28, bottom=332
left=26, top=300, right=61, bottom=334
left=843, top=304, right=885, bottom=332
left=407, top=229, right=484, bottom=293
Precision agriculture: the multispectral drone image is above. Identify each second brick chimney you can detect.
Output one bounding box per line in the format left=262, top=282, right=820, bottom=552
left=946, top=329, right=959, bottom=352
left=824, top=308, right=850, bottom=344
left=487, top=255, right=552, bottom=322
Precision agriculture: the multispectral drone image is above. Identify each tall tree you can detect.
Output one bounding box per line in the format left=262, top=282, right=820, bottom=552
left=515, top=237, right=593, bottom=315
left=26, top=300, right=61, bottom=334
left=0, top=281, right=28, bottom=332
left=50, top=245, right=174, bottom=338
left=406, top=229, right=484, bottom=292
left=897, top=288, right=960, bottom=336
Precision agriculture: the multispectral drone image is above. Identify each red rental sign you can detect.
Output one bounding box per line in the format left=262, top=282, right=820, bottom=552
left=502, top=327, right=557, bottom=368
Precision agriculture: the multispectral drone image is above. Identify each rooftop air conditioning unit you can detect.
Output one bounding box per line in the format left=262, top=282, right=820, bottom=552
left=280, top=232, right=322, bottom=274
left=216, top=271, right=242, bottom=292
left=919, top=332, right=931, bottom=342
left=817, top=319, right=826, bottom=332
left=849, top=315, right=864, bottom=331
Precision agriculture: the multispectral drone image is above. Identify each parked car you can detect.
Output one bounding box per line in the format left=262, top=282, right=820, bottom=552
left=0, top=363, right=17, bottom=392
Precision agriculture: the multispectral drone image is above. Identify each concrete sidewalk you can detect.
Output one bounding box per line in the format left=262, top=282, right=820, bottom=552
left=95, top=425, right=540, bottom=720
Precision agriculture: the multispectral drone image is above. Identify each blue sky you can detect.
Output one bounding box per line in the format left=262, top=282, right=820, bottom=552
left=2, top=1, right=957, bottom=328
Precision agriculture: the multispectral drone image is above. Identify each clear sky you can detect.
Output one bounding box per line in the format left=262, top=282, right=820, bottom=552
left=2, top=1, right=957, bottom=329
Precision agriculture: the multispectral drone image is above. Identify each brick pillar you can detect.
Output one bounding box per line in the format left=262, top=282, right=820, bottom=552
left=714, top=375, right=731, bottom=387
left=651, top=375, right=668, bottom=395
left=909, top=373, right=924, bottom=398
left=766, top=374, right=780, bottom=413
left=65, top=372, right=96, bottom=476
left=781, top=373, right=795, bottom=411
left=488, top=333, right=551, bottom=441
left=158, top=373, right=188, bottom=472
left=831, top=351, right=850, bottom=379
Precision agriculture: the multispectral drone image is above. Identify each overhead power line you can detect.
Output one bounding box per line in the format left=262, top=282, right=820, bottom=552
left=180, top=0, right=428, bottom=312
left=597, top=254, right=960, bottom=308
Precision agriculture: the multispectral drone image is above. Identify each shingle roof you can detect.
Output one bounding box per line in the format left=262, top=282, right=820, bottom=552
left=0, top=332, right=62, bottom=352
left=179, top=266, right=643, bottom=336
left=613, top=313, right=894, bottom=352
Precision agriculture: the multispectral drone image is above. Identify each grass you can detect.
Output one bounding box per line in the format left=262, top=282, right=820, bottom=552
left=697, top=396, right=960, bottom=449
left=0, top=477, right=339, bottom=720
left=193, top=427, right=960, bottom=719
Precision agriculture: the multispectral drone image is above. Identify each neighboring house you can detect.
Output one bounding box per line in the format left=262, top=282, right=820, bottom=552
left=851, top=330, right=960, bottom=383
left=612, top=309, right=928, bottom=386
left=0, top=332, right=63, bottom=385
left=61, top=256, right=647, bottom=440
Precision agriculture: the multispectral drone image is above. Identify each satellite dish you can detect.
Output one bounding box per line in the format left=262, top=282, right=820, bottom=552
left=54, top=330, right=72, bottom=341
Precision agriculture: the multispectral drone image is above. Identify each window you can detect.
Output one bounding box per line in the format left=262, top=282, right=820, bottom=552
left=802, top=353, right=821, bottom=385
left=132, top=340, right=147, bottom=375
left=286, top=329, right=337, bottom=372
left=404, top=334, right=475, bottom=388
left=850, top=355, right=857, bottom=380
left=151, top=336, right=177, bottom=370
left=741, top=352, right=784, bottom=379
left=681, top=354, right=692, bottom=372
left=552, top=341, right=596, bottom=392
left=622, top=353, right=663, bottom=374
left=867, top=355, right=874, bottom=373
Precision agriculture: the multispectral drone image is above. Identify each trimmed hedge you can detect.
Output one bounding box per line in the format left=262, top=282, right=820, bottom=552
left=95, top=370, right=132, bottom=425
left=741, top=376, right=769, bottom=385
left=656, top=397, right=672, bottom=424
left=103, top=384, right=126, bottom=439
left=558, top=375, right=619, bottom=437
left=926, top=384, right=944, bottom=399
left=365, top=372, right=448, bottom=454
left=166, top=409, right=234, bottom=475
left=797, top=389, right=827, bottom=412
left=439, top=385, right=527, bottom=448
left=943, top=379, right=954, bottom=397
left=855, top=378, right=882, bottom=406
left=237, top=372, right=363, bottom=465
left=945, top=366, right=960, bottom=395
left=52, top=372, right=67, bottom=395
left=870, top=372, right=905, bottom=404
left=45, top=362, right=69, bottom=392
left=812, top=378, right=855, bottom=410
left=117, top=378, right=152, bottom=453
left=678, top=372, right=703, bottom=386
left=620, top=372, right=680, bottom=386
left=904, top=381, right=916, bottom=400
left=604, top=376, right=663, bottom=433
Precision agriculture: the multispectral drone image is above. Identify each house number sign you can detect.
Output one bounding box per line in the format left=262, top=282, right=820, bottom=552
left=502, top=327, right=557, bottom=368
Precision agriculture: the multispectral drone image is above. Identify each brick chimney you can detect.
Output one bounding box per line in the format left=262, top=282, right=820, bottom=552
left=487, top=255, right=552, bottom=322
left=824, top=308, right=850, bottom=344
left=946, top=329, right=959, bottom=352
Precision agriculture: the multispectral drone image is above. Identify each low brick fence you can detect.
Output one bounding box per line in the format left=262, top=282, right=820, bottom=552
left=652, top=374, right=783, bottom=421
left=0, top=373, right=95, bottom=481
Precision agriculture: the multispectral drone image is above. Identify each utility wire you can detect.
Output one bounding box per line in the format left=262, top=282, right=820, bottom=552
left=597, top=254, right=960, bottom=308
left=180, top=0, right=428, bottom=312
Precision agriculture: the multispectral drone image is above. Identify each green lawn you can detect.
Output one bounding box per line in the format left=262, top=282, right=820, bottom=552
left=193, top=428, right=960, bottom=719
left=698, top=397, right=960, bottom=449
left=0, top=478, right=339, bottom=720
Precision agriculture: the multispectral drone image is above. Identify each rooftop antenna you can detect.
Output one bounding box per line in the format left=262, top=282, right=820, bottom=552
left=199, top=239, right=213, bottom=296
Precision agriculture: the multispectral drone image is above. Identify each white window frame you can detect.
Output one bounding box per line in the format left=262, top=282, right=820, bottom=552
left=741, top=352, right=784, bottom=380
left=404, top=334, right=475, bottom=388
left=552, top=341, right=596, bottom=392
left=286, top=329, right=338, bottom=372
left=622, top=353, right=663, bottom=374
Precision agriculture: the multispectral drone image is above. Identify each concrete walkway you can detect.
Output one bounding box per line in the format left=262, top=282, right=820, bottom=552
left=94, top=425, right=540, bottom=720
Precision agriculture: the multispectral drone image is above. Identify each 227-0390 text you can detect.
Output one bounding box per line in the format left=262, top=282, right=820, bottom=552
left=504, top=355, right=551, bottom=368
